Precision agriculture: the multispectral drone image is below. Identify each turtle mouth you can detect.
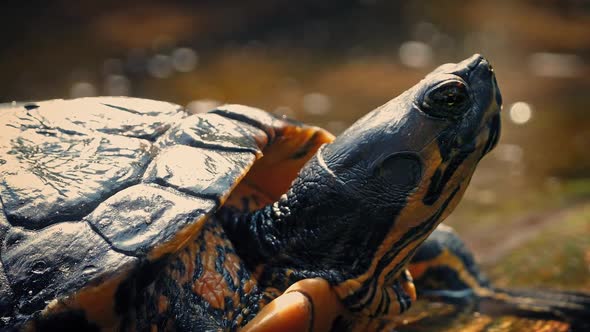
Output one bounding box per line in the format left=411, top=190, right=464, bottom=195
left=482, top=113, right=501, bottom=156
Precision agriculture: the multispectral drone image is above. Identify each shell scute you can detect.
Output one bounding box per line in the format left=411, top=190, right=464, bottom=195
left=84, top=183, right=216, bottom=256
left=1, top=221, right=136, bottom=315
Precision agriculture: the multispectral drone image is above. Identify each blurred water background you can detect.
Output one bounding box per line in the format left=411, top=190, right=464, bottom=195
left=1, top=0, right=589, bottom=329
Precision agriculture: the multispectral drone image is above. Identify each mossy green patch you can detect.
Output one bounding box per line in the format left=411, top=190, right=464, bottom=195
left=487, top=202, right=590, bottom=290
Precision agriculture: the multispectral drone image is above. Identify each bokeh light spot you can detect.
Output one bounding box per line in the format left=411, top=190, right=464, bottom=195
left=399, top=41, right=433, bottom=68
left=509, top=102, right=532, bottom=125
left=172, top=48, right=198, bottom=73
left=104, top=75, right=131, bottom=96
left=186, top=99, right=221, bottom=114
left=148, top=54, right=173, bottom=79
left=70, top=82, right=97, bottom=98
left=102, top=58, right=124, bottom=76
left=494, top=144, right=524, bottom=164
left=303, top=93, right=332, bottom=115
left=529, top=53, right=582, bottom=78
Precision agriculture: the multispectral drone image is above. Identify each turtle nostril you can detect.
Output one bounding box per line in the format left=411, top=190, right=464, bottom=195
left=466, top=54, right=484, bottom=70
left=479, top=59, right=493, bottom=73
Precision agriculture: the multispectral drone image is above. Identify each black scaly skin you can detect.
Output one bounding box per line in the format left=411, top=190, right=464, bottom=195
left=222, top=153, right=418, bottom=286
left=133, top=218, right=264, bottom=332
left=410, top=226, right=590, bottom=331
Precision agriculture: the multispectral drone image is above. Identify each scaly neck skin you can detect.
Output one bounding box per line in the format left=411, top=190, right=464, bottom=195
left=220, top=200, right=287, bottom=270
left=220, top=200, right=300, bottom=295
left=220, top=155, right=400, bottom=291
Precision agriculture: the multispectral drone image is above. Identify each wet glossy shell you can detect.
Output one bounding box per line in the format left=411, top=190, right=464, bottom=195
left=0, top=97, right=332, bottom=324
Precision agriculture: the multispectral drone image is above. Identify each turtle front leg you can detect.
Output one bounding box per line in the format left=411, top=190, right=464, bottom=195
left=241, top=272, right=418, bottom=332
left=241, top=278, right=345, bottom=332
left=409, top=225, right=590, bottom=328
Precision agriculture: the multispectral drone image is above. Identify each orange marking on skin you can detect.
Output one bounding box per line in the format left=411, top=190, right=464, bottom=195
left=407, top=249, right=492, bottom=297
left=253, top=264, right=266, bottom=280
left=244, top=280, right=256, bottom=296
left=334, top=139, right=484, bottom=323
left=148, top=214, right=209, bottom=261
left=401, top=273, right=417, bottom=303
left=225, top=182, right=275, bottom=211
left=235, top=314, right=244, bottom=327
left=189, top=221, right=261, bottom=319
left=158, top=295, right=169, bottom=314
left=334, top=144, right=443, bottom=303
left=223, top=251, right=245, bottom=310
left=181, top=242, right=197, bottom=284
left=246, top=127, right=334, bottom=199
left=193, top=229, right=229, bottom=310
left=224, top=252, right=241, bottom=288
left=72, top=281, right=119, bottom=325
left=41, top=270, right=131, bottom=329
left=169, top=248, right=189, bottom=285
left=263, top=287, right=282, bottom=299
left=194, top=270, right=226, bottom=310
left=228, top=125, right=334, bottom=211
left=373, top=229, right=432, bottom=300
left=285, top=269, right=295, bottom=279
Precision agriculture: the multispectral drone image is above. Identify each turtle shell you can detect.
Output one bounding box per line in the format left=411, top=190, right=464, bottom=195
left=0, top=97, right=333, bottom=327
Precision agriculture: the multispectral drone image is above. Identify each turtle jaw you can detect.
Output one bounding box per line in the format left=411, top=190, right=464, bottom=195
left=469, top=59, right=503, bottom=159
left=482, top=67, right=503, bottom=156
left=481, top=113, right=501, bottom=157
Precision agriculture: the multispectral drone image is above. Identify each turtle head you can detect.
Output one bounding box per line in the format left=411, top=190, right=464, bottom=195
left=322, top=54, right=501, bottom=196
left=320, top=54, right=502, bottom=224
left=258, top=54, right=502, bottom=324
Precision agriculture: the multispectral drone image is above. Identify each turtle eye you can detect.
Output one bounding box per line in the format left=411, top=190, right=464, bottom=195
left=421, top=80, right=470, bottom=119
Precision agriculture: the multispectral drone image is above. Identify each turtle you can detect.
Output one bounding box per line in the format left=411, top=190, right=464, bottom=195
left=0, top=54, right=587, bottom=332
